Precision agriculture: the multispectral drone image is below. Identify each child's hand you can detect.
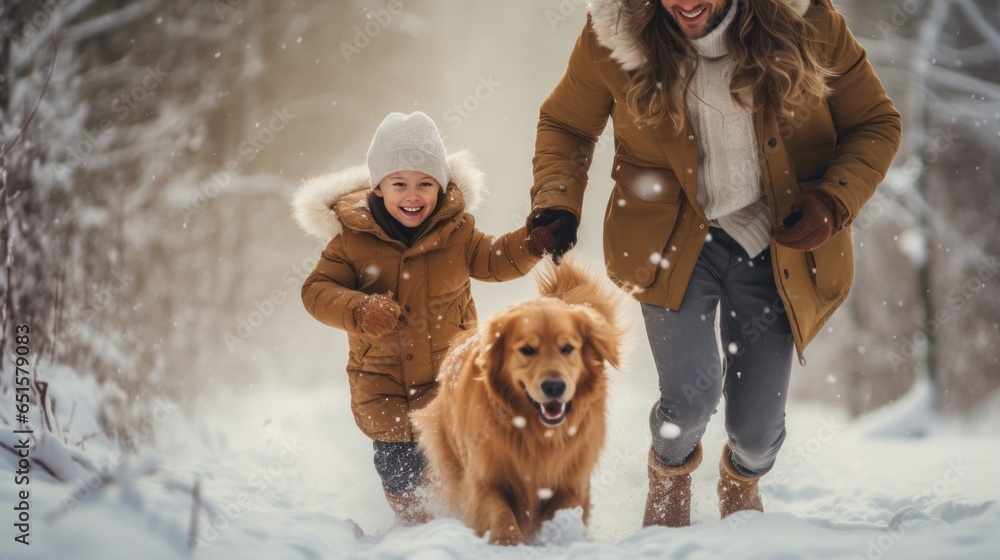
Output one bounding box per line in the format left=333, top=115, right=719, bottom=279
left=524, top=220, right=562, bottom=258
left=527, top=209, right=578, bottom=264
left=354, top=292, right=407, bottom=337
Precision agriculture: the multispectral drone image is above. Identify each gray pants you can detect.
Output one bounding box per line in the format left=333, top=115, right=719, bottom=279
left=643, top=227, right=793, bottom=477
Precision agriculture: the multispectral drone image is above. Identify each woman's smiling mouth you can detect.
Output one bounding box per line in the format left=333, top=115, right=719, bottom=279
left=679, top=7, right=706, bottom=19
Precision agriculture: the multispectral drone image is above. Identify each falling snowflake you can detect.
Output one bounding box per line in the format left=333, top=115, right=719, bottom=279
left=659, top=422, right=681, bottom=439
left=513, top=416, right=527, bottom=428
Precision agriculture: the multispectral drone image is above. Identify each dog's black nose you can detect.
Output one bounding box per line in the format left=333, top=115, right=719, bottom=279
left=541, top=379, right=566, bottom=399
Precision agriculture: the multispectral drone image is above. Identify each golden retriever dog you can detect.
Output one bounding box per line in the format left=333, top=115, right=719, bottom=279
left=412, top=260, right=623, bottom=545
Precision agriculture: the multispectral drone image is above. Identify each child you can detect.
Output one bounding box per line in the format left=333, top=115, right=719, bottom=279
left=292, top=112, right=559, bottom=525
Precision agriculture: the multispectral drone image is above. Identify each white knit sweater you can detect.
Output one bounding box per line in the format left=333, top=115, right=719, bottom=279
left=685, top=1, right=771, bottom=258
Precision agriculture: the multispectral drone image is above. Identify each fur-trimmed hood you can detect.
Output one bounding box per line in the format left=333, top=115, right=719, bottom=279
left=587, top=0, right=813, bottom=71
left=292, top=149, right=486, bottom=240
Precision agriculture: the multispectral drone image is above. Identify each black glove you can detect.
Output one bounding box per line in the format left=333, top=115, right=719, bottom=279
left=527, top=209, right=578, bottom=264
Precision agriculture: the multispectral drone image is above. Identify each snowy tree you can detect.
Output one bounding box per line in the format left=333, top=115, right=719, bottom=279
left=803, top=0, right=1000, bottom=416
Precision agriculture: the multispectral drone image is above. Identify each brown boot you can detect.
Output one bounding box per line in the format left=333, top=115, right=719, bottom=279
left=717, top=444, right=764, bottom=518
left=384, top=489, right=432, bottom=526
left=642, top=443, right=703, bottom=528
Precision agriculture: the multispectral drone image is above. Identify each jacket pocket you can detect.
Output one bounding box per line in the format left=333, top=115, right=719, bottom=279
left=408, top=379, right=439, bottom=412
left=348, top=334, right=374, bottom=367
left=603, top=160, right=683, bottom=289
left=806, top=228, right=854, bottom=302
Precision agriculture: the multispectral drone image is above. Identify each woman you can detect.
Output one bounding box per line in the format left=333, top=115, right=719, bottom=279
left=526, top=0, right=901, bottom=526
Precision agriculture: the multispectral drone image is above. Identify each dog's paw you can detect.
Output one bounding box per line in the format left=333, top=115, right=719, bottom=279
left=488, top=525, right=525, bottom=546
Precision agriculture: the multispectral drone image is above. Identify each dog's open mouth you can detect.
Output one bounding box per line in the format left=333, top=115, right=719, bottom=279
left=526, top=393, right=572, bottom=426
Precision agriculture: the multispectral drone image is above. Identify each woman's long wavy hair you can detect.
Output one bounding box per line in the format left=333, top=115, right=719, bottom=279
left=622, top=0, right=835, bottom=132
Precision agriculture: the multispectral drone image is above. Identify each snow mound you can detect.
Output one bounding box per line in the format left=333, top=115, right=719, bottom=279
left=847, top=376, right=940, bottom=438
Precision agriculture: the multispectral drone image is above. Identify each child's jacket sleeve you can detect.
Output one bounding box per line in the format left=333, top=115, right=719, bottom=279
left=466, top=221, right=541, bottom=282
left=301, top=235, right=366, bottom=332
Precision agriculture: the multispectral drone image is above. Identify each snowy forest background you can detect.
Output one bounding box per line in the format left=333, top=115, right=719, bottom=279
left=0, top=0, right=998, bottom=557
left=2, top=0, right=997, bottom=428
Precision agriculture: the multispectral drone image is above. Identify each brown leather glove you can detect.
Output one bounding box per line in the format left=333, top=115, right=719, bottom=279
left=774, top=190, right=849, bottom=251
left=353, top=292, right=406, bottom=337
left=523, top=220, right=562, bottom=258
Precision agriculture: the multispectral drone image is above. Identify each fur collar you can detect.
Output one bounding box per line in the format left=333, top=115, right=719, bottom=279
left=587, top=0, right=813, bottom=71
left=292, top=150, right=486, bottom=240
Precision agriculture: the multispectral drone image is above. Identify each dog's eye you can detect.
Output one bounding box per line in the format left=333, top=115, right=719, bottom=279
left=519, top=345, right=537, bottom=356
left=560, top=344, right=575, bottom=355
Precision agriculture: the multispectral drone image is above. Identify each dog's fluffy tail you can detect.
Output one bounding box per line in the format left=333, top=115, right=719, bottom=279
left=535, top=257, right=624, bottom=327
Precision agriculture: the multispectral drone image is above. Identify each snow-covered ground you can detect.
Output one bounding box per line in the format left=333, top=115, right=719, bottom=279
left=3, top=362, right=1000, bottom=559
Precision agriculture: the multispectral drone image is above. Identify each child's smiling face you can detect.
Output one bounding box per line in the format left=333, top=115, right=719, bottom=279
left=374, top=171, right=441, bottom=227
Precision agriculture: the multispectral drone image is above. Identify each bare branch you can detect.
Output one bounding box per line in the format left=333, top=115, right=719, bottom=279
left=11, top=0, right=97, bottom=70
left=954, top=0, right=1000, bottom=54
left=0, top=37, right=57, bottom=159
left=188, top=476, right=202, bottom=552
left=938, top=42, right=1000, bottom=67
left=62, top=0, right=161, bottom=46
left=0, top=440, right=62, bottom=481
left=927, top=64, right=1000, bottom=100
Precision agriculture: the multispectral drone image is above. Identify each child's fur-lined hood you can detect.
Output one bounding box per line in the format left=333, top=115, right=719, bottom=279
left=292, top=150, right=486, bottom=240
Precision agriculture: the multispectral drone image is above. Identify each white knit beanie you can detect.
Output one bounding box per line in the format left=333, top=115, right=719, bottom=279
left=366, top=111, right=450, bottom=192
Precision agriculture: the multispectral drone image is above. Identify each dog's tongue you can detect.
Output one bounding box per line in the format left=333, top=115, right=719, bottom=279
left=542, top=401, right=565, bottom=420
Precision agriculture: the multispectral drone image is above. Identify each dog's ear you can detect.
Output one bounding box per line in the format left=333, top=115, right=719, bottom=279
left=475, top=311, right=513, bottom=398
left=573, top=307, right=622, bottom=371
